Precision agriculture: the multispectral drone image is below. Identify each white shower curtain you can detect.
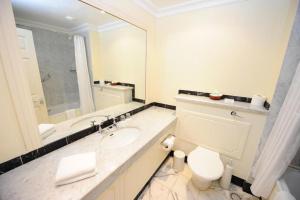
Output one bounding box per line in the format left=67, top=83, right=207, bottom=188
left=74, top=35, right=95, bottom=114
left=251, top=63, right=300, bottom=198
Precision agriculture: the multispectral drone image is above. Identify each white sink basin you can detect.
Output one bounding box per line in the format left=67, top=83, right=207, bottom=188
left=101, top=127, right=140, bottom=149
left=70, top=115, right=107, bottom=132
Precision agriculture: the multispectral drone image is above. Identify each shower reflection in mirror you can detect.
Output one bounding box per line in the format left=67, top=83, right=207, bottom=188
left=12, top=0, right=146, bottom=145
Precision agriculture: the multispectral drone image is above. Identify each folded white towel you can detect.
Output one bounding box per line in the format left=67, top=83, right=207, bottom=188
left=55, top=152, right=97, bottom=186
left=38, top=124, right=56, bottom=139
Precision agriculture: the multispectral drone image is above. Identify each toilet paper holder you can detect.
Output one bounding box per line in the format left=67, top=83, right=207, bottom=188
left=160, top=134, right=176, bottom=148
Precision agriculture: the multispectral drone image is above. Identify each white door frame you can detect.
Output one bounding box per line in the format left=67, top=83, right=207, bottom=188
left=0, top=0, right=41, bottom=151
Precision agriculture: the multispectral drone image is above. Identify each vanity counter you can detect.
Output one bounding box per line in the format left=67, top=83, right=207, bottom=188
left=43, top=102, right=144, bottom=145
left=0, top=107, right=176, bottom=200
left=93, top=84, right=133, bottom=91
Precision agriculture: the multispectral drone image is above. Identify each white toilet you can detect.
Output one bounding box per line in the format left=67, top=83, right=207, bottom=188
left=188, top=146, right=224, bottom=190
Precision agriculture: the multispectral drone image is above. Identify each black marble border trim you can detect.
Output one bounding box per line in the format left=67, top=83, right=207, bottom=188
left=0, top=101, right=175, bottom=175
left=178, top=89, right=270, bottom=110
left=151, top=102, right=176, bottom=110
left=94, top=80, right=147, bottom=104
left=134, top=152, right=172, bottom=200
left=132, top=98, right=146, bottom=104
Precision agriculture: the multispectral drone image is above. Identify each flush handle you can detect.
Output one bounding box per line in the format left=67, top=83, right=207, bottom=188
left=231, top=111, right=242, bottom=118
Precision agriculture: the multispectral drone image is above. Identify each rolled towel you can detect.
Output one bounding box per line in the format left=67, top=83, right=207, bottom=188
left=38, top=124, right=56, bottom=139
left=55, top=152, right=97, bottom=186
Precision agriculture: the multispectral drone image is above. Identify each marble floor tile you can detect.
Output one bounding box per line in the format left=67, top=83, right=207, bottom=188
left=172, top=174, right=200, bottom=200
left=138, top=157, right=259, bottom=200
left=154, top=158, right=179, bottom=189
left=138, top=180, right=175, bottom=200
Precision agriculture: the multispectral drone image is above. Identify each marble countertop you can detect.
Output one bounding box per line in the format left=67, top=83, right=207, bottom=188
left=0, top=107, right=176, bottom=200
left=43, top=102, right=144, bottom=145
left=175, top=94, right=269, bottom=114
left=93, top=84, right=133, bottom=91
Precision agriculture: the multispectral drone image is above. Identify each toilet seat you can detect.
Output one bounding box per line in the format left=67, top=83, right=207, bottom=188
left=188, top=147, right=224, bottom=180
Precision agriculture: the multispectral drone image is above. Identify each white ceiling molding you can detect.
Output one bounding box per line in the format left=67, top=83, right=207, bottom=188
left=15, top=18, right=129, bottom=35
left=70, top=23, right=98, bottom=34
left=15, top=17, right=71, bottom=34
left=134, top=0, right=247, bottom=17
left=97, top=21, right=129, bottom=32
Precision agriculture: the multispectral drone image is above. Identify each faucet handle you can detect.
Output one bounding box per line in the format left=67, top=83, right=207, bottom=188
left=120, top=115, right=126, bottom=121
left=105, top=115, right=111, bottom=120
left=90, top=120, right=96, bottom=127
left=125, top=113, right=131, bottom=118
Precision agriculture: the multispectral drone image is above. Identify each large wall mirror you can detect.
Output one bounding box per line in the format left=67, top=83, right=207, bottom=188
left=12, top=0, right=146, bottom=145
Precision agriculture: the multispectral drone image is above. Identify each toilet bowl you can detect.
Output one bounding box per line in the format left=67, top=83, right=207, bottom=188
left=188, top=146, right=224, bottom=190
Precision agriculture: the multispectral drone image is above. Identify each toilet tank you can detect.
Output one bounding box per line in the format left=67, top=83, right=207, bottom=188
left=174, top=94, right=268, bottom=180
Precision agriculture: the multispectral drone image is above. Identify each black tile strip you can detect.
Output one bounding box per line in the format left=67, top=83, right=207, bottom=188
left=179, top=89, right=270, bottom=110
left=152, top=102, right=176, bottom=110
left=67, top=126, right=96, bottom=144
left=0, top=102, right=175, bottom=175
left=242, top=181, right=253, bottom=195
left=0, top=157, right=22, bottom=173
left=38, top=138, right=68, bottom=156
left=21, top=150, right=40, bottom=164
left=134, top=152, right=172, bottom=200
left=132, top=98, right=146, bottom=104
left=231, top=175, right=244, bottom=187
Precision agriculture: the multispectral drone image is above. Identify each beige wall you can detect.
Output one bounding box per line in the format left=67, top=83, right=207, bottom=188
left=152, top=0, right=297, bottom=105
left=0, top=0, right=297, bottom=164
left=0, top=60, right=26, bottom=163
left=92, top=25, right=146, bottom=99
left=82, top=0, right=157, bottom=103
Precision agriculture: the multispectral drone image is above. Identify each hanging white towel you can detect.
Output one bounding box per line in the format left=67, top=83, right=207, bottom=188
left=55, top=152, right=97, bottom=186
left=38, top=124, right=55, bottom=139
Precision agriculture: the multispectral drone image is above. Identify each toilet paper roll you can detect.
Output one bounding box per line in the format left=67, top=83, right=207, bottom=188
left=251, top=95, right=266, bottom=107
left=161, top=135, right=175, bottom=151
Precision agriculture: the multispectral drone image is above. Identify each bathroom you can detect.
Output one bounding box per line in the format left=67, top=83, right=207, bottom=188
left=0, top=0, right=299, bottom=199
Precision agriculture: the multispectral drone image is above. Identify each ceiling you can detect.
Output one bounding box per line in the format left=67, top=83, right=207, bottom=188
left=148, top=0, right=195, bottom=8
left=12, top=0, right=121, bottom=32
left=134, top=0, right=245, bottom=17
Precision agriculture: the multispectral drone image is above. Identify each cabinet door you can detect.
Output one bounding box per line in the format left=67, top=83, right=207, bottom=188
left=123, top=133, right=172, bottom=200
left=96, top=176, right=124, bottom=200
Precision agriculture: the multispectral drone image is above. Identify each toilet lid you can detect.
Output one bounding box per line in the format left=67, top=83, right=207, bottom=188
left=188, top=147, right=224, bottom=180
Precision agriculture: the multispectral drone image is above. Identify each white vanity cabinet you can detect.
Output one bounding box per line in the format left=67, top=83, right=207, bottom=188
left=96, top=122, right=175, bottom=200
left=93, top=85, right=133, bottom=110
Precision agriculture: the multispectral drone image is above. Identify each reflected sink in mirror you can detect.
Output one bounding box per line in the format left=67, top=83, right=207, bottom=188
left=70, top=115, right=107, bottom=133
left=101, top=127, right=140, bottom=149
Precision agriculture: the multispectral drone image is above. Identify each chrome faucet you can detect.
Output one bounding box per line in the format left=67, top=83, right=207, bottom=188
left=97, top=115, right=111, bottom=121
left=90, top=120, right=96, bottom=127
left=112, top=117, right=118, bottom=128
